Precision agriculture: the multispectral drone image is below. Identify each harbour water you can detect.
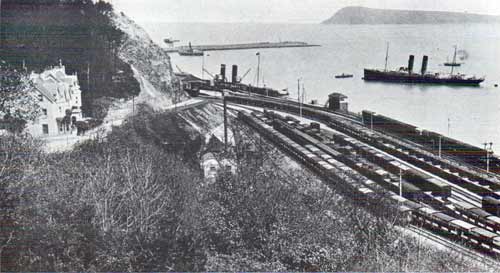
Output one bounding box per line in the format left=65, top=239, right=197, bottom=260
left=141, top=22, right=500, bottom=153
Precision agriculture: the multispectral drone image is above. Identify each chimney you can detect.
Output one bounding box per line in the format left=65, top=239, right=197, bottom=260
left=232, top=65, right=238, bottom=83
left=421, top=55, right=428, bottom=75
left=220, top=64, right=226, bottom=82
left=408, top=55, right=414, bottom=74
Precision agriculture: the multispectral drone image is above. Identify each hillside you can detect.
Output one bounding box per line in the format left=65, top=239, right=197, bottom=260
left=323, top=6, right=500, bottom=24
left=111, top=11, right=184, bottom=109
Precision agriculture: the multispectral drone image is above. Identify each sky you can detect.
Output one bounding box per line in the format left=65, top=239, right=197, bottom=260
left=110, top=0, right=500, bottom=23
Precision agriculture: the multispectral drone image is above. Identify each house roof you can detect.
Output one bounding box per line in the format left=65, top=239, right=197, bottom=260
left=32, top=78, right=56, bottom=103
left=30, top=64, right=80, bottom=104
left=205, top=135, right=225, bottom=154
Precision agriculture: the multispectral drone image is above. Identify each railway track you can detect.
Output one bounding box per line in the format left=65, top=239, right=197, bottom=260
left=233, top=107, right=500, bottom=260
left=407, top=225, right=500, bottom=269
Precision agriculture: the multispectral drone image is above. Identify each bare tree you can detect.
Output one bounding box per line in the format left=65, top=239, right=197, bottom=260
left=0, top=65, right=39, bottom=133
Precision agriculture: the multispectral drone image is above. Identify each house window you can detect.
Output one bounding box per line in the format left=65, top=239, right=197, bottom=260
left=42, top=124, right=49, bottom=135
left=42, top=109, right=47, bottom=116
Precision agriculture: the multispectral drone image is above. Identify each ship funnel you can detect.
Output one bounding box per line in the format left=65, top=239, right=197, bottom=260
left=232, top=65, right=238, bottom=83
left=220, top=64, right=226, bottom=81
left=421, top=55, right=428, bottom=75
left=408, top=55, right=415, bottom=74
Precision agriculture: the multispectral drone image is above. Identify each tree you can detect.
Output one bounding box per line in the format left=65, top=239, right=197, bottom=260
left=0, top=64, right=40, bottom=133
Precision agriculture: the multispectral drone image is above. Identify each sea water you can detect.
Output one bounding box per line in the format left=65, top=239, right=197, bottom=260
left=141, top=21, right=500, bottom=152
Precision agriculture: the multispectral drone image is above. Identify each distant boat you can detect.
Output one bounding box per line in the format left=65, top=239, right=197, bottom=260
left=335, top=73, right=354, bottom=79
left=444, top=61, right=462, bottom=67
left=178, top=42, right=204, bottom=56
left=163, top=37, right=180, bottom=44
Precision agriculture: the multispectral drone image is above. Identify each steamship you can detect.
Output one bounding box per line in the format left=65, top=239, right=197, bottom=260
left=363, top=54, right=484, bottom=86
left=178, top=64, right=288, bottom=97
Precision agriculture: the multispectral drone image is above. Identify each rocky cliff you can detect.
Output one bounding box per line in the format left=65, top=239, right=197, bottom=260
left=111, top=12, right=186, bottom=109
left=323, top=6, right=500, bottom=25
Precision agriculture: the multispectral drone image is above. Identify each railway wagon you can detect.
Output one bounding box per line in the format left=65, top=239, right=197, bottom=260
left=353, top=164, right=426, bottom=200
left=242, top=110, right=500, bottom=248
left=327, top=131, right=452, bottom=198
left=455, top=203, right=500, bottom=232
left=361, top=110, right=500, bottom=174
left=348, top=131, right=499, bottom=196
left=407, top=202, right=500, bottom=255
left=233, top=96, right=500, bottom=194
left=402, top=169, right=451, bottom=198
left=483, top=197, right=500, bottom=217
left=271, top=115, right=428, bottom=200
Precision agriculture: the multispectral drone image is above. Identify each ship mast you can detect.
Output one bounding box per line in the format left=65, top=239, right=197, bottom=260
left=451, top=45, right=457, bottom=75
left=384, top=42, right=390, bottom=72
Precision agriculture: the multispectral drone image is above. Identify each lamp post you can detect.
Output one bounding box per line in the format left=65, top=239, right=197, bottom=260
left=483, top=142, right=493, bottom=173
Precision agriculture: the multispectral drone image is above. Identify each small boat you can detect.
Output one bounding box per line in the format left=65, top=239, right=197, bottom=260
left=178, top=42, right=204, bottom=56
left=335, top=73, right=354, bottom=79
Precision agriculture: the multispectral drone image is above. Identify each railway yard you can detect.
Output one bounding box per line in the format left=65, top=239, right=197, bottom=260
left=209, top=93, right=500, bottom=265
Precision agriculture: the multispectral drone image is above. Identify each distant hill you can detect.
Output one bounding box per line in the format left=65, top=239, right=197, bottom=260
left=322, top=6, right=500, bottom=24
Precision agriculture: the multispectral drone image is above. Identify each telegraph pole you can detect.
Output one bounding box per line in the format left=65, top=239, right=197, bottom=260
left=438, top=136, right=442, bottom=158
left=302, top=82, right=306, bottom=106
left=399, top=168, right=403, bottom=197
left=297, top=78, right=302, bottom=117
left=483, top=142, right=493, bottom=173
left=256, top=52, right=261, bottom=87
left=223, top=94, right=228, bottom=151
left=370, top=112, right=374, bottom=131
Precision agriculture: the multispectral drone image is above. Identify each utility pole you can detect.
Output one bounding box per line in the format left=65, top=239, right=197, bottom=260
left=223, top=94, right=228, bottom=151
left=302, top=82, right=306, bottom=106
left=483, top=142, right=493, bottom=173
left=256, top=52, right=261, bottom=87
left=399, top=168, right=403, bottom=197
left=297, top=78, right=302, bottom=117
left=87, top=62, right=91, bottom=90
left=438, top=136, right=442, bottom=158
left=370, top=112, right=374, bottom=131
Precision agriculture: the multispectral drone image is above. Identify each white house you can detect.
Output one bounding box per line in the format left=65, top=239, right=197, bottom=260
left=26, top=62, right=83, bottom=137
left=200, top=135, right=237, bottom=183
left=201, top=152, right=220, bottom=182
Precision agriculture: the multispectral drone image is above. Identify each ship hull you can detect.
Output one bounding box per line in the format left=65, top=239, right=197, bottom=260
left=363, top=69, right=484, bottom=86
